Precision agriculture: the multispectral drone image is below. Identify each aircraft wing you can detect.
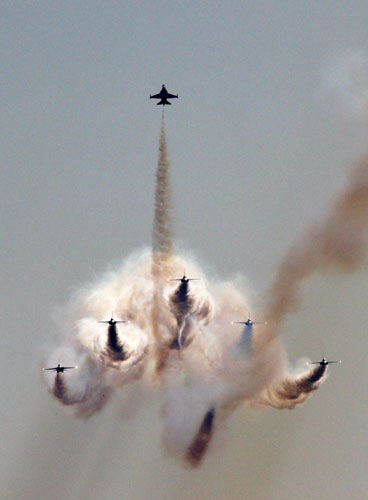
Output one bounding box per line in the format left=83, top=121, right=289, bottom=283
left=310, top=360, right=340, bottom=364
left=232, top=321, right=246, bottom=325
left=63, top=366, right=76, bottom=370
left=98, top=320, right=126, bottom=324
left=150, top=93, right=161, bottom=99
left=166, top=92, right=178, bottom=99
left=43, top=367, right=57, bottom=371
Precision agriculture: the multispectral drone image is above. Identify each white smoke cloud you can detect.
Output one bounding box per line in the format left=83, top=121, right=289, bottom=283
left=43, top=248, right=326, bottom=465
left=321, top=48, right=368, bottom=119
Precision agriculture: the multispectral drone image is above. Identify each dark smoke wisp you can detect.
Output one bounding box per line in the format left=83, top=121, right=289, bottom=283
left=104, top=324, right=130, bottom=361
left=169, top=280, right=195, bottom=349
left=186, top=406, right=216, bottom=467
left=53, top=373, right=73, bottom=405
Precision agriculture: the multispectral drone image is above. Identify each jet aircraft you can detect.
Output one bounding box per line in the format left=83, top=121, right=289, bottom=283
left=309, top=357, right=341, bottom=366
left=150, top=85, right=178, bottom=106
left=43, top=364, right=77, bottom=373
left=171, top=273, right=200, bottom=285
left=232, top=314, right=266, bottom=327
left=98, top=316, right=127, bottom=326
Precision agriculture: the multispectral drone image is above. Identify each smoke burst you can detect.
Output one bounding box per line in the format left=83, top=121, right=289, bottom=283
left=43, top=113, right=368, bottom=468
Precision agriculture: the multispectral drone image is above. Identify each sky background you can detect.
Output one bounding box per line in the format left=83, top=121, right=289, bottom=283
left=1, top=1, right=368, bottom=499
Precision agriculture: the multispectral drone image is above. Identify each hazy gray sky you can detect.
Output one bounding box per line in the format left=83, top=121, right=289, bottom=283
left=2, top=2, right=368, bottom=499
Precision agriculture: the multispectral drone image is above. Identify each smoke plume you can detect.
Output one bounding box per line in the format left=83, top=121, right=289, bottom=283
left=43, top=112, right=368, bottom=468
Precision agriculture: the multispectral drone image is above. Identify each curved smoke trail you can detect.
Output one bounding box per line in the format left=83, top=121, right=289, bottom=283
left=250, top=157, right=368, bottom=411
left=264, top=158, right=368, bottom=331
left=255, top=363, right=327, bottom=410
left=43, top=114, right=368, bottom=467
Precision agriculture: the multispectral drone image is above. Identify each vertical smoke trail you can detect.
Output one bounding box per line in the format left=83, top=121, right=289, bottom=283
left=53, top=373, right=73, bottom=405
left=152, top=110, right=173, bottom=260
left=169, top=280, right=194, bottom=349
left=105, top=324, right=129, bottom=361
left=151, top=110, right=176, bottom=371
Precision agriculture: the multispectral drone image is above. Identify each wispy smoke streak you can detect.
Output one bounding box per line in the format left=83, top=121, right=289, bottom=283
left=264, top=158, right=368, bottom=330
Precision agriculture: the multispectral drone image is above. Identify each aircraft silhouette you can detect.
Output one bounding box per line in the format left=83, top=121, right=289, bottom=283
left=98, top=316, right=127, bottom=326
left=171, top=272, right=200, bottom=285
left=43, top=364, right=77, bottom=373
left=150, top=85, right=178, bottom=106
left=232, top=314, right=266, bottom=327
left=309, top=356, right=341, bottom=366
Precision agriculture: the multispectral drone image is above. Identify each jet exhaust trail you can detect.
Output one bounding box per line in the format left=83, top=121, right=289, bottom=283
left=43, top=112, right=368, bottom=468
left=151, top=110, right=173, bottom=260
left=255, top=363, right=327, bottom=410
left=169, top=280, right=195, bottom=349
left=105, top=324, right=129, bottom=361
left=53, top=373, right=72, bottom=405
left=151, top=110, right=177, bottom=372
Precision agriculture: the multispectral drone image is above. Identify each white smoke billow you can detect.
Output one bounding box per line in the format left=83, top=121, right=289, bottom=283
left=44, top=110, right=368, bottom=467
left=321, top=48, right=368, bottom=119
